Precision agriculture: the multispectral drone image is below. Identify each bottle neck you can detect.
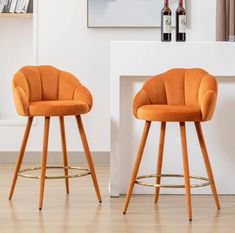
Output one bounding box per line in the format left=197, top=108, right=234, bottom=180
left=179, top=0, right=183, bottom=7
left=164, top=0, right=169, bottom=6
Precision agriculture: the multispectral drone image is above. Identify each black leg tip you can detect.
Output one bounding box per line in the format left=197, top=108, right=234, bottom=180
left=99, top=200, right=102, bottom=204
left=189, top=219, right=192, bottom=222
left=123, top=212, right=126, bottom=215
left=39, top=208, right=42, bottom=211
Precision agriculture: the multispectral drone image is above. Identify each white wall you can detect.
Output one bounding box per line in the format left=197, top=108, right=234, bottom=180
left=36, top=0, right=216, bottom=152
left=0, top=0, right=218, bottom=153
left=0, top=18, right=33, bottom=120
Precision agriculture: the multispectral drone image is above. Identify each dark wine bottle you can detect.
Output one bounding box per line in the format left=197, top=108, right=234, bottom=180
left=161, top=0, right=172, bottom=42
left=176, top=0, right=186, bottom=42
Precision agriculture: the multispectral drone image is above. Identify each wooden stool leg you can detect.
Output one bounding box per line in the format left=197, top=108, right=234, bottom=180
left=195, top=122, right=220, bottom=210
left=154, top=122, right=166, bottom=204
left=123, top=121, right=151, bottom=214
left=9, top=117, right=33, bottom=200
left=59, top=116, right=69, bottom=194
left=179, top=122, right=192, bottom=221
left=75, top=115, right=102, bottom=203
left=39, top=116, right=50, bottom=210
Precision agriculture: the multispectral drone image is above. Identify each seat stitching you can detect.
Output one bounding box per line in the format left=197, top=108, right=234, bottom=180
left=58, top=71, right=61, bottom=100
left=21, top=71, right=30, bottom=102
left=38, top=67, right=43, bottom=101
left=162, top=77, right=168, bottom=105
left=184, top=69, right=186, bottom=105
left=197, top=75, right=205, bottom=105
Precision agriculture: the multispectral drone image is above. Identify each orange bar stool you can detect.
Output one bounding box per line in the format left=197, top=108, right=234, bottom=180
left=9, top=65, right=102, bottom=210
left=123, top=68, right=220, bottom=221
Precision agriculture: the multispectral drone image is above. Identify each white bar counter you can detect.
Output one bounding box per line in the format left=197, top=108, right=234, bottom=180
left=110, top=42, right=235, bottom=196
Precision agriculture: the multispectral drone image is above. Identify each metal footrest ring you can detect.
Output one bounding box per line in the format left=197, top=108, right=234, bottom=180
left=135, top=173, right=212, bottom=188
left=18, top=166, right=91, bottom=179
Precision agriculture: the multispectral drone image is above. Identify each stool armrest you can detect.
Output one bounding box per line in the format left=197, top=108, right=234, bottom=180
left=74, top=85, right=93, bottom=110
left=200, top=90, right=217, bottom=121
left=133, top=89, right=151, bottom=118
left=12, top=87, right=30, bottom=116
left=198, top=75, right=218, bottom=121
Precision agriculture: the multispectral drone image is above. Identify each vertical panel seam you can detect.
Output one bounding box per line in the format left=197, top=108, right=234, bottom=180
left=162, top=77, right=168, bottom=105
left=38, top=66, right=43, bottom=101
left=57, top=71, right=61, bottom=100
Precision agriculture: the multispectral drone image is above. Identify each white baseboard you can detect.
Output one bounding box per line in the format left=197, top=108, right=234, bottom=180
left=0, top=152, right=110, bottom=164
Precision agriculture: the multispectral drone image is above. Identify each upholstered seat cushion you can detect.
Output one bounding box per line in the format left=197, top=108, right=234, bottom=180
left=29, top=100, right=90, bottom=116
left=137, top=105, right=202, bottom=122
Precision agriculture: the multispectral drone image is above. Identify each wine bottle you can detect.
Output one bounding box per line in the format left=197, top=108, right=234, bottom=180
left=161, top=0, right=172, bottom=42
left=176, top=0, right=186, bottom=42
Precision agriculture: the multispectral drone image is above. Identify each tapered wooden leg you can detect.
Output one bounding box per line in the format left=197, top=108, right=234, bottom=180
left=154, top=122, right=166, bottom=204
left=123, top=121, right=151, bottom=214
left=59, top=116, right=69, bottom=194
left=39, top=117, right=50, bottom=210
left=195, top=122, right=220, bottom=210
left=9, top=117, right=33, bottom=200
left=75, top=115, right=102, bottom=203
left=179, top=122, right=192, bottom=221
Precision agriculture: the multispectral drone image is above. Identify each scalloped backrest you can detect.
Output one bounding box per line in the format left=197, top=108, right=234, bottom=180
left=142, top=68, right=216, bottom=106
left=12, top=65, right=81, bottom=102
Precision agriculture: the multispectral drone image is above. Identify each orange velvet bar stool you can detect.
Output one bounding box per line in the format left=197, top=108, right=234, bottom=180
left=123, top=68, right=220, bottom=221
left=9, top=65, right=102, bottom=210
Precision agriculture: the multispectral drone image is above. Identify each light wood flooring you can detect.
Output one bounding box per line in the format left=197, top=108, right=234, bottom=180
left=0, top=164, right=234, bottom=233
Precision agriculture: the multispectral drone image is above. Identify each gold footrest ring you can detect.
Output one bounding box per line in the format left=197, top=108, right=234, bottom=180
left=135, top=173, right=212, bottom=188
left=18, top=166, right=91, bottom=179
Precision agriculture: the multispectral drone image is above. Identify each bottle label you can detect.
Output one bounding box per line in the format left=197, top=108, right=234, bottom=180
left=179, top=15, right=186, bottom=33
left=163, top=15, right=172, bottom=33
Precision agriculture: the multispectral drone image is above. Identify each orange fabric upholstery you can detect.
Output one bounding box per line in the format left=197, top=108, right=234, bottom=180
left=137, top=105, right=201, bottom=122
left=12, top=66, right=92, bottom=117
left=133, top=68, right=218, bottom=122
left=29, top=101, right=90, bottom=117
